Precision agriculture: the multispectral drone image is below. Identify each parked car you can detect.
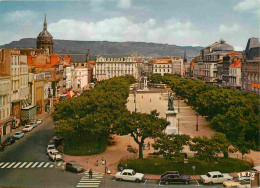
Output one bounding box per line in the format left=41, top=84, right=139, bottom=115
left=3, top=136, right=16, bottom=146
left=66, top=161, right=84, bottom=173
left=201, top=171, right=233, bottom=185
left=48, top=149, right=62, bottom=161
left=251, top=165, right=260, bottom=171
left=36, top=119, right=42, bottom=125
left=13, top=131, right=24, bottom=139
left=115, top=169, right=144, bottom=182
left=160, top=171, right=190, bottom=185
left=23, top=125, right=33, bottom=132
left=46, top=144, right=56, bottom=153
left=30, top=121, right=38, bottom=128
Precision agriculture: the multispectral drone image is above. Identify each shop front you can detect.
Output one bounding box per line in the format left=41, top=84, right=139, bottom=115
left=21, top=105, right=36, bottom=125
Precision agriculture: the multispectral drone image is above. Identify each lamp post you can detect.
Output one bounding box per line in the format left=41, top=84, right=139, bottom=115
left=178, top=96, right=180, bottom=113
left=134, top=89, right=137, bottom=113
left=178, top=118, right=180, bottom=135
left=196, top=112, right=199, bottom=131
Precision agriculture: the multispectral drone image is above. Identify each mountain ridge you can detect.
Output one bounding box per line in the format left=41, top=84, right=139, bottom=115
left=0, top=38, right=203, bottom=60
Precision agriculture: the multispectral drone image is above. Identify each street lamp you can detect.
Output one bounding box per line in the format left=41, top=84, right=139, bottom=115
left=134, top=89, right=137, bottom=113
left=178, top=118, right=180, bottom=135
left=196, top=112, right=199, bottom=131
left=178, top=96, right=180, bottom=113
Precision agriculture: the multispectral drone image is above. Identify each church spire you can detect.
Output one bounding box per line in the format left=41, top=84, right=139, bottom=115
left=44, top=14, right=47, bottom=30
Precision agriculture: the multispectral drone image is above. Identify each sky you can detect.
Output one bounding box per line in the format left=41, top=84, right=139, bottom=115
left=0, top=0, right=259, bottom=50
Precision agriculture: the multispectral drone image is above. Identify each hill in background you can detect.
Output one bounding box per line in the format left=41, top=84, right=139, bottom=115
left=0, top=38, right=203, bottom=61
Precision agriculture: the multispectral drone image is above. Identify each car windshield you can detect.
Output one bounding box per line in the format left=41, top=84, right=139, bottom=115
left=25, top=126, right=30, bottom=128
left=207, top=173, right=211, bottom=177
left=53, top=152, right=59, bottom=155
left=132, top=171, right=136, bottom=175
left=15, top=133, right=20, bottom=135
left=48, top=146, right=55, bottom=149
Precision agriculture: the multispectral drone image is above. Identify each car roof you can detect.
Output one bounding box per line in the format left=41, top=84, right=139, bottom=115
left=208, top=171, right=221, bottom=175
left=252, top=165, right=260, bottom=171
left=122, top=169, right=134, bottom=173
left=16, top=131, right=23, bottom=133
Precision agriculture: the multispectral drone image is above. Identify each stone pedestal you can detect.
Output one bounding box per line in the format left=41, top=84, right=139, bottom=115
left=165, top=110, right=178, bottom=135
left=142, top=76, right=150, bottom=91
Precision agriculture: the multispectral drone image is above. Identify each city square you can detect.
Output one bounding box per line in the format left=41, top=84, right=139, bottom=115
left=0, top=0, right=259, bottom=188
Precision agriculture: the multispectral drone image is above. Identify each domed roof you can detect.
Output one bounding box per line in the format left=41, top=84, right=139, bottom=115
left=212, top=40, right=234, bottom=52
left=37, top=15, right=53, bottom=43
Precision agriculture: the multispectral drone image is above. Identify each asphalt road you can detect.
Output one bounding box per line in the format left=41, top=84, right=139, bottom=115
left=0, top=114, right=82, bottom=188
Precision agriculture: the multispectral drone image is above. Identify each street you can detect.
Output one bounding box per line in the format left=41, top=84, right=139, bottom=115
left=0, top=114, right=82, bottom=188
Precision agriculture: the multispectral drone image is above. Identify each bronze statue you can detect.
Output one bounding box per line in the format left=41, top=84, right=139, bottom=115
left=168, top=92, right=174, bottom=110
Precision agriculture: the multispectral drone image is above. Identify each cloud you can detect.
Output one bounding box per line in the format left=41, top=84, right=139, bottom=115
left=48, top=16, right=205, bottom=46
left=234, top=0, right=260, bottom=11
left=234, top=46, right=244, bottom=51
left=118, top=0, right=131, bottom=9
left=219, top=24, right=240, bottom=34
left=4, top=10, right=38, bottom=22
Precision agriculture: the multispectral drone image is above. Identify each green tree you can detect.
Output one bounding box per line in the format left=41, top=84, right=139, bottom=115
left=150, top=73, right=163, bottom=83
left=115, top=110, right=169, bottom=159
left=211, top=132, right=234, bottom=158
left=153, top=134, right=191, bottom=159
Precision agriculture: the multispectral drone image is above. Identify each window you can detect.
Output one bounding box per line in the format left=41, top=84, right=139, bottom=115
left=155, top=69, right=157, bottom=72
left=122, top=172, right=127, bottom=175
left=213, top=175, right=217, bottom=178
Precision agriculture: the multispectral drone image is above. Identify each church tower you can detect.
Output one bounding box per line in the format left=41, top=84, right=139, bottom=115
left=37, top=14, right=53, bottom=54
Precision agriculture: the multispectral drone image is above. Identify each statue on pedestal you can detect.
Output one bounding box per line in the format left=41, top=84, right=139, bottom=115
left=168, top=92, right=174, bottom=111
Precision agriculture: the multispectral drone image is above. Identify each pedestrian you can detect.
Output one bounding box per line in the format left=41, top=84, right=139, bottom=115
left=54, top=154, right=57, bottom=164
left=89, top=168, right=93, bottom=179
left=62, top=161, right=66, bottom=172
left=147, top=141, right=151, bottom=150
left=96, top=159, right=99, bottom=166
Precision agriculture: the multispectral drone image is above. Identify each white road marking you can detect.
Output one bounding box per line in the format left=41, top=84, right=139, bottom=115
left=49, top=164, right=54, bottom=168
left=31, top=162, right=39, bottom=168
left=1, top=162, right=10, bottom=168
left=57, top=162, right=62, bottom=166
left=37, top=162, right=45, bottom=168
left=43, top=162, right=50, bottom=168
left=0, top=162, right=5, bottom=167
left=25, top=162, right=33, bottom=168
left=13, top=162, right=21, bottom=168
left=19, top=162, right=28, bottom=168
left=195, top=180, right=202, bottom=186
left=76, top=185, right=99, bottom=188
left=7, top=162, right=16, bottom=168
left=143, top=179, right=147, bottom=184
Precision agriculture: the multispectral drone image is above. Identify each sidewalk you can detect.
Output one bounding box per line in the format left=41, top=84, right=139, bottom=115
left=1, top=112, right=50, bottom=143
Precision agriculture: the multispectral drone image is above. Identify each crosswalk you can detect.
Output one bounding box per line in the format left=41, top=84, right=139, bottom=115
left=0, top=161, right=63, bottom=169
left=76, top=171, right=104, bottom=188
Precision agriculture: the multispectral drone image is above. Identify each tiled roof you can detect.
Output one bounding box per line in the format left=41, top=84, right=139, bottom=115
left=245, top=38, right=260, bottom=55
left=247, top=47, right=260, bottom=60
left=230, top=60, right=241, bottom=68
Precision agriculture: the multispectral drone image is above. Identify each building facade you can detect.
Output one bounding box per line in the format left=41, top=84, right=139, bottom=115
left=229, top=60, right=241, bottom=89
left=153, top=58, right=172, bottom=76
left=0, top=74, right=12, bottom=141
left=241, top=38, right=260, bottom=94
left=95, top=56, right=138, bottom=80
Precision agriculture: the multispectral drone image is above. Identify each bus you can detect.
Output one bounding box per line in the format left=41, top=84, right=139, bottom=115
left=153, top=83, right=167, bottom=89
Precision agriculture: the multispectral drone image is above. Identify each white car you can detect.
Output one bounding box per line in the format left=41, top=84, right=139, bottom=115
left=36, top=119, right=42, bottom=125
left=46, top=144, right=56, bottom=153
left=13, top=131, right=24, bottom=139
left=115, top=169, right=144, bottom=182
left=201, top=171, right=233, bottom=185
left=23, top=125, right=33, bottom=132
left=48, top=149, right=62, bottom=161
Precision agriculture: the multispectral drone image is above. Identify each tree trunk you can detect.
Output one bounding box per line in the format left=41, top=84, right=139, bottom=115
left=139, top=143, right=143, bottom=159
